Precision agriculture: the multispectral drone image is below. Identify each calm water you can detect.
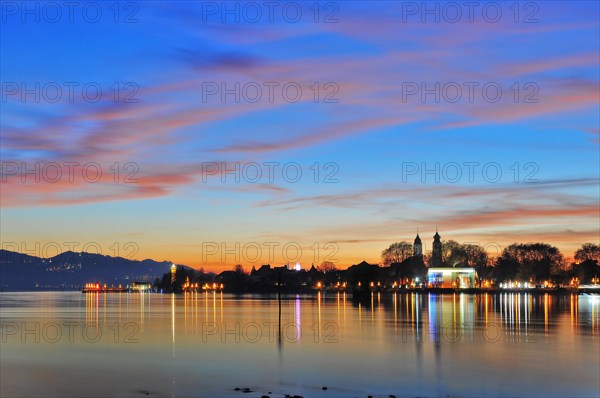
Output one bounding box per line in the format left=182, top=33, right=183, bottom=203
left=1, top=291, right=599, bottom=398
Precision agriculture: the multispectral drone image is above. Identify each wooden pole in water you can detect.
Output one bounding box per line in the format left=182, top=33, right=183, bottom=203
left=277, top=269, right=282, bottom=339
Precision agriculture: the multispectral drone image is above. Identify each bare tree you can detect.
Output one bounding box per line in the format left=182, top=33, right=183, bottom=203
left=441, top=240, right=461, bottom=264
left=453, top=243, right=488, bottom=268
left=575, top=243, right=600, bottom=263
left=382, top=242, right=413, bottom=266
left=317, top=261, right=337, bottom=273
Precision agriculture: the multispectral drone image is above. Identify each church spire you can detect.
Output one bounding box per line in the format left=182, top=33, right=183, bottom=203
left=431, top=228, right=442, bottom=266
left=414, top=231, right=422, bottom=244
left=413, top=230, right=422, bottom=257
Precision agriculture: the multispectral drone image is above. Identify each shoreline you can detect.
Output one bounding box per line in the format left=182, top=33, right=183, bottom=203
left=1, top=288, right=599, bottom=295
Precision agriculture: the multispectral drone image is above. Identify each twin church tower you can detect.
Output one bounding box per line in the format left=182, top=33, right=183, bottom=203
left=413, top=230, right=443, bottom=267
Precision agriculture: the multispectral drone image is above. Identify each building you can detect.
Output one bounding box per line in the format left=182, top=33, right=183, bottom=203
left=413, top=233, right=422, bottom=257
left=424, top=230, right=477, bottom=288
left=427, top=267, right=477, bottom=288
left=431, top=230, right=443, bottom=267
left=131, top=281, right=152, bottom=292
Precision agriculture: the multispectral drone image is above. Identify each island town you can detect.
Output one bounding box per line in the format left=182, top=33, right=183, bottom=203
left=82, top=231, right=600, bottom=295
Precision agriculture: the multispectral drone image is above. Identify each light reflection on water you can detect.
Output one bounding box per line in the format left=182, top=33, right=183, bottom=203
left=1, top=291, right=599, bottom=397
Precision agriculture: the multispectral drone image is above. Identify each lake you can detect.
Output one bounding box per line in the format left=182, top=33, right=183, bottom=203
left=1, top=291, right=598, bottom=397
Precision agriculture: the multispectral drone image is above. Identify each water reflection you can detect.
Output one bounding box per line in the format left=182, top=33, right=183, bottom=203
left=171, top=293, right=175, bottom=357
left=1, top=291, right=598, bottom=398
left=78, top=291, right=600, bottom=348
left=348, top=291, right=600, bottom=344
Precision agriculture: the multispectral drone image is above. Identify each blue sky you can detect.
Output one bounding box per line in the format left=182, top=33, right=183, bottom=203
left=1, top=1, right=598, bottom=270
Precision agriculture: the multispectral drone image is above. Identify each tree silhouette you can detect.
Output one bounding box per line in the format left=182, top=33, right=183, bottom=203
left=495, top=243, right=564, bottom=283
left=317, top=261, right=337, bottom=273
left=575, top=243, right=600, bottom=263
left=441, top=240, right=461, bottom=265
left=573, top=243, right=600, bottom=283
left=381, top=242, right=413, bottom=266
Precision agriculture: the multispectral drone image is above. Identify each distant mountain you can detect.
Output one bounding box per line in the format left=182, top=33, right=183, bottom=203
left=0, top=250, right=191, bottom=291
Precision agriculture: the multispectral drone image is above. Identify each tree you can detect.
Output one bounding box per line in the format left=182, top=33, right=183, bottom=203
left=495, top=246, right=520, bottom=282
left=441, top=240, right=461, bottom=265
left=382, top=242, right=413, bottom=266
left=317, top=261, right=337, bottom=273
left=457, top=244, right=488, bottom=268
left=494, top=243, right=564, bottom=283
left=573, top=243, right=600, bottom=284
left=575, top=243, right=600, bottom=263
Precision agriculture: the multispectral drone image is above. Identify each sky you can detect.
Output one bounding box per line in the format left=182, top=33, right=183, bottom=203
left=1, top=1, right=599, bottom=272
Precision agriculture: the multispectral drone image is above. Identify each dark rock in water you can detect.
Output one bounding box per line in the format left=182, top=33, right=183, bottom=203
left=136, top=390, right=150, bottom=396
left=389, top=395, right=396, bottom=398
left=241, top=387, right=253, bottom=393
left=261, top=396, right=270, bottom=398
left=234, top=388, right=241, bottom=391
left=322, top=386, right=328, bottom=390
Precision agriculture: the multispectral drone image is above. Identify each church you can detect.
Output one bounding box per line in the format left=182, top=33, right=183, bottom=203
left=414, top=230, right=477, bottom=288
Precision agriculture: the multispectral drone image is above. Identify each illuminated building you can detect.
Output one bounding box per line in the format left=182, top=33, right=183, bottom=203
left=131, top=281, right=151, bottom=292
left=171, top=263, right=176, bottom=284
left=424, top=229, right=477, bottom=288
left=427, top=267, right=477, bottom=288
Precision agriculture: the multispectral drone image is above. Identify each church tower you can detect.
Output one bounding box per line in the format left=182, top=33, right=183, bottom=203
left=431, top=229, right=443, bottom=267
left=413, top=233, right=422, bottom=257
